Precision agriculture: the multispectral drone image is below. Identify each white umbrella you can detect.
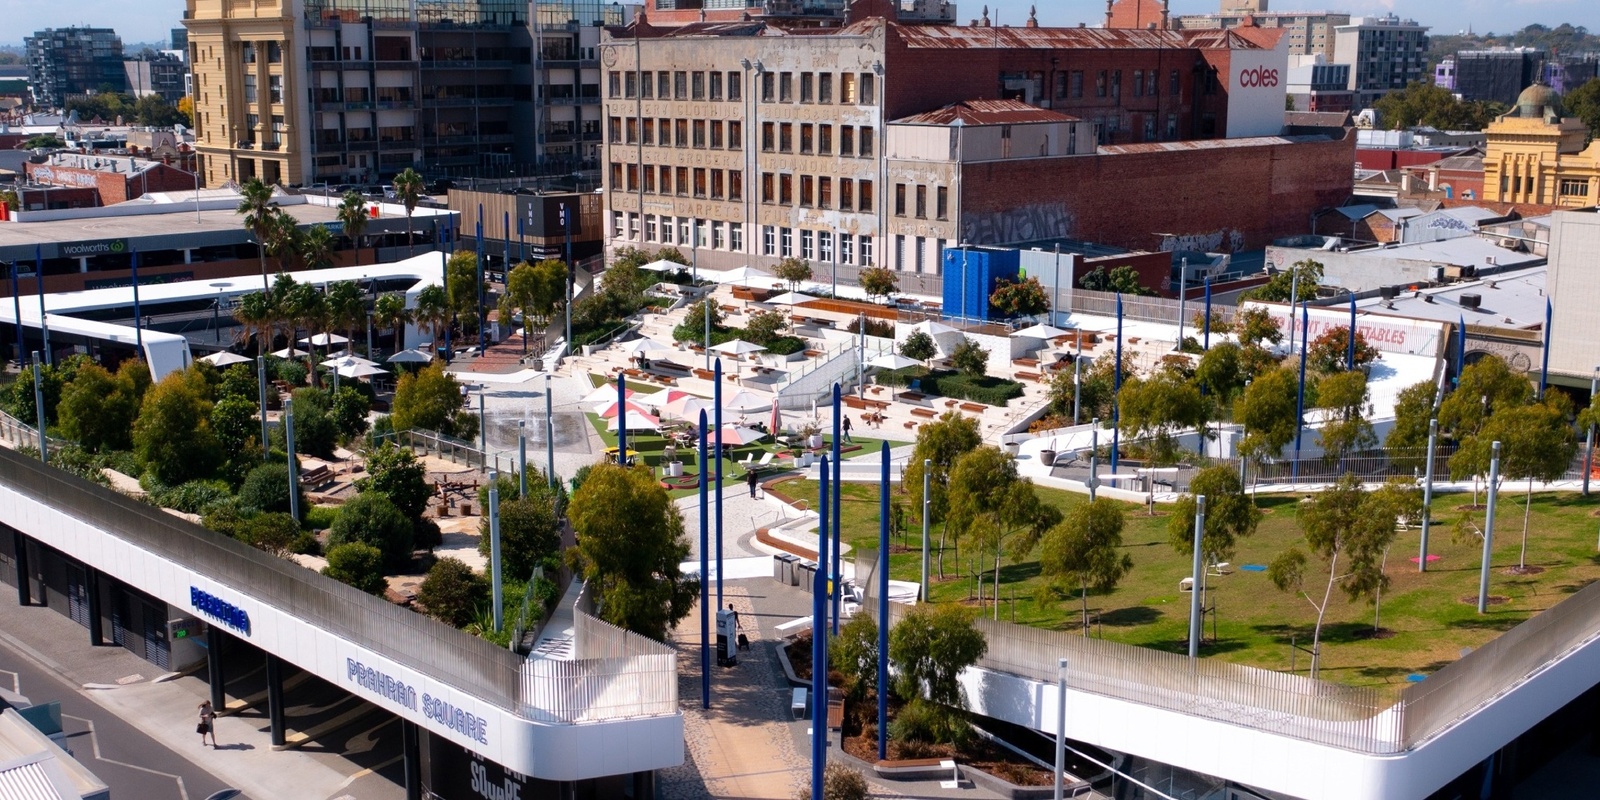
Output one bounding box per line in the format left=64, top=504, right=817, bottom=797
left=719, top=265, right=774, bottom=286
left=711, top=339, right=767, bottom=356
left=270, top=347, right=309, bottom=359
left=582, top=384, right=636, bottom=405
left=911, top=320, right=959, bottom=337
left=726, top=390, right=773, bottom=414
left=336, top=363, right=390, bottom=379
left=638, top=389, right=691, bottom=411
left=869, top=353, right=921, bottom=370
left=664, top=394, right=712, bottom=421
left=388, top=348, right=436, bottom=364
left=640, top=258, right=686, bottom=272
left=201, top=351, right=252, bottom=367
left=320, top=353, right=379, bottom=369
left=607, top=410, right=660, bottom=432
left=299, top=332, right=349, bottom=346
left=717, top=425, right=766, bottom=446
left=765, top=291, right=815, bottom=306
left=1010, top=323, right=1071, bottom=340
left=620, top=337, right=672, bottom=355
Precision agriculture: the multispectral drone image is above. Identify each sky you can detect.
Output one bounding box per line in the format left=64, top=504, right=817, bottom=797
left=1, top=0, right=1596, bottom=46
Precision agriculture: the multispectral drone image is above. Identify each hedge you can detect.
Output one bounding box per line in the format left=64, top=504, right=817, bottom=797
left=874, top=368, right=1024, bottom=406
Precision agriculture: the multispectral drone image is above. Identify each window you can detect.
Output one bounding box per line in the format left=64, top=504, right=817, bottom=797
left=1559, top=179, right=1590, bottom=197
left=678, top=218, right=690, bottom=245
left=800, top=124, right=813, bottom=154
left=730, top=170, right=743, bottom=201
left=819, top=73, right=833, bottom=103
left=800, top=175, right=814, bottom=207
left=762, top=172, right=775, bottom=203
left=840, top=126, right=854, bottom=156
left=915, top=185, right=927, bottom=218
left=269, top=75, right=282, bottom=103
left=840, top=178, right=854, bottom=211
left=642, top=118, right=655, bottom=145
left=1096, top=70, right=1107, bottom=98
left=842, top=73, right=856, bottom=104
left=801, top=229, right=814, bottom=260
left=692, top=71, right=705, bottom=100
left=819, top=177, right=832, bottom=209
left=859, top=127, right=874, bottom=157
left=646, top=215, right=658, bottom=242
left=609, top=71, right=621, bottom=97
left=819, top=231, right=833, bottom=262
left=859, top=235, right=874, bottom=266
left=1111, top=70, right=1121, bottom=100
left=1166, top=113, right=1178, bottom=139
left=612, top=211, right=624, bottom=239
left=643, top=166, right=655, bottom=193
left=1071, top=71, right=1084, bottom=98
left=658, top=71, right=670, bottom=98
left=268, top=42, right=282, bottom=63
left=244, top=74, right=258, bottom=103
left=609, top=162, right=623, bottom=189
left=640, top=71, right=652, bottom=99
left=779, top=72, right=793, bottom=102
left=660, top=165, right=672, bottom=194
left=709, top=71, right=722, bottom=100
left=800, top=72, right=813, bottom=103
left=894, top=183, right=907, bottom=216
left=861, top=73, right=875, bottom=104
left=693, top=120, right=706, bottom=148
left=763, top=226, right=777, bottom=256
left=762, top=71, right=774, bottom=102
left=674, top=71, right=687, bottom=99
left=936, top=186, right=948, bottom=220
left=693, top=168, right=707, bottom=198
left=818, top=124, right=832, bottom=155
left=626, top=164, right=638, bottom=191
left=675, top=119, right=688, bottom=146
left=728, top=121, right=742, bottom=149
left=781, top=227, right=794, bottom=258
left=730, top=223, right=743, bottom=252
left=1133, top=70, right=1143, bottom=97
left=915, top=236, right=925, bottom=273
left=763, top=122, right=775, bottom=152
left=711, top=169, right=725, bottom=199
left=1143, top=116, right=1156, bottom=142
left=659, top=118, right=671, bottom=145
left=1055, top=72, right=1068, bottom=100
left=608, top=116, right=622, bottom=141
left=710, top=120, right=723, bottom=149
left=242, top=42, right=257, bottom=64
left=269, top=115, right=285, bottom=148
left=625, top=118, right=638, bottom=144
left=780, top=173, right=793, bottom=205
left=859, top=180, right=873, bottom=211
left=780, top=123, right=793, bottom=153
left=676, top=166, right=689, bottom=196
left=625, top=71, right=637, bottom=98
left=729, top=71, right=741, bottom=100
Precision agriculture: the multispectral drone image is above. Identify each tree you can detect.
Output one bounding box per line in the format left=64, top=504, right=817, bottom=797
left=742, top=309, right=788, bottom=346
left=1192, top=308, right=1234, bottom=336
left=237, top=512, right=301, bottom=558
left=322, top=542, right=388, bottom=595
left=331, top=386, right=371, bottom=438
left=566, top=463, right=697, bottom=641
left=1039, top=497, right=1133, bottom=634
left=356, top=444, right=433, bottom=520
left=859, top=266, right=899, bottom=304
left=134, top=368, right=222, bottom=485
left=988, top=276, right=1050, bottom=318
left=829, top=614, right=879, bottom=701
left=236, top=177, right=277, bottom=290
left=673, top=299, right=724, bottom=344
left=325, top=280, right=367, bottom=350
left=264, top=207, right=303, bottom=273
left=1169, top=466, right=1261, bottom=609
left=774, top=257, right=812, bottom=292
left=446, top=250, right=485, bottom=323
left=391, top=362, right=464, bottom=434
left=796, top=764, right=870, bottom=800
left=336, top=190, right=370, bottom=264
left=392, top=167, right=425, bottom=256
left=300, top=224, right=336, bottom=270
left=1079, top=265, right=1155, bottom=296
left=373, top=294, right=412, bottom=355
left=238, top=462, right=306, bottom=519
left=903, top=412, right=982, bottom=578
left=278, top=387, right=338, bottom=458
left=416, top=557, right=488, bottom=627
left=1385, top=380, right=1438, bottom=471
left=1194, top=341, right=1247, bottom=403
left=1234, top=366, right=1300, bottom=464
left=1241, top=259, right=1322, bottom=303
left=211, top=395, right=259, bottom=474
left=1307, top=327, right=1379, bottom=374
left=946, top=446, right=1061, bottom=614
left=234, top=290, right=278, bottom=355
left=412, top=284, right=450, bottom=347
left=1438, top=355, right=1533, bottom=442
left=1317, top=370, right=1376, bottom=463
left=329, top=491, right=414, bottom=570
left=478, top=478, right=564, bottom=577
left=900, top=330, right=937, bottom=364
left=1268, top=474, right=1401, bottom=677
left=1234, top=306, right=1284, bottom=348
left=888, top=604, right=987, bottom=707
left=57, top=363, right=139, bottom=452
left=1116, top=371, right=1210, bottom=466
left=1460, top=400, right=1577, bottom=569
left=1567, top=78, right=1600, bottom=143
left=949, top=338, right=989, bottom=378
left=20, top=135, right=64, bottom=150
left=1374, top=80, right=1506, bottom=131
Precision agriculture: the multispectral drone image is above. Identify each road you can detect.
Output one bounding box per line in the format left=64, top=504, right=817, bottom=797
left=0, top=631, right=239, bottom=800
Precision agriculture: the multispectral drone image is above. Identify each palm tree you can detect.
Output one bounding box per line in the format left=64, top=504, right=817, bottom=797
left=373, top=293, right=412, bottom=356
left=392, top=168, right=424, bottom=257
left=283, top=282, right=329, bottom=387
left=264, top=208, right=303, bottom=273
left=326, top=280, right=367, bottom=354
left=413, top=284, right=450, bottom=350
left=301, top=224, right=336, bottom=270
left=237, top=177, right=277, bottom=290
left=336, top=190, right=370, bottom=265
left=234, top=290, right=277, bottom=355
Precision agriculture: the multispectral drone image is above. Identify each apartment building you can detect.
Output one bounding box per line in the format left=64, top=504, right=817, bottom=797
left=1332, top=14, right=1429, bottom=109
left=532, top=2, right=629, bottom=173
left=1173, top=2, right=1351, bottom=61
left=1454, top=47, right=1544, bottom=106
left=1482, top=83, right=1599, bottom=207
left=25, top=27, right=127, bottom=110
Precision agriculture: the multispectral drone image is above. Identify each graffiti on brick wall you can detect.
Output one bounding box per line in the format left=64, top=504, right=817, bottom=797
left=1158, top=229, right=1245, bottom=253
left=961, top=204, right=1074, bottom=245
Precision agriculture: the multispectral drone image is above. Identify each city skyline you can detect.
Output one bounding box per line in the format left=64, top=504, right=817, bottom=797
left=1, top=0, right=1597, bottom=49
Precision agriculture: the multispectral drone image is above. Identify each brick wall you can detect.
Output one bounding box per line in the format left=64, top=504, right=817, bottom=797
left=959, top=129, right=1354, bottom=254
left=22, top=162, right=199, bottom=205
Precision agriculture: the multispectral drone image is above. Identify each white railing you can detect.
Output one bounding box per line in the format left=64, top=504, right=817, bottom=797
left=518, top=583, right=678, bottom=724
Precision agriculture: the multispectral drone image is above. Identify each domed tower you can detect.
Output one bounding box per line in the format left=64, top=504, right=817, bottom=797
left=1484, top=80, right=1598, bottom=204
left=1511, top=82, right=1563, bottom=123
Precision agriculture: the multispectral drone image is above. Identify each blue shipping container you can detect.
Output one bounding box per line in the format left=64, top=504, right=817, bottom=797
left=940, top=246, right=1020, bottom=322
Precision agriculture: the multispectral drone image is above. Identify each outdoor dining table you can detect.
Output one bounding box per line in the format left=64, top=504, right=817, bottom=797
left=605, top=447, right=641, bottom=466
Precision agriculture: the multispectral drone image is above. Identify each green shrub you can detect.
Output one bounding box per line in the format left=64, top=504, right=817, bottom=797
left=846, top=317, right=895, bottom=338
left=304, top=505, right=340, bottom=531
left=275, top=360, right=307, bottom=387
left=328, top=492, right=414, bottom=570
left=153, top=479, right=234, bottom=514
left=322, top=542, right=388, bottom=595
left=888, top=698, right=972, bottom=748
left=238, top=463, right=307, bottom=519
left=291, top=530, right=323, bottom=556
left=763, top=335, right=807, bottom=356
left=413, top=518, right=443, bottom=551
left=238, top=512, right=301, bottom=557
left=922, top=372, right=1025, bottom=407
left=416, top=557, right=488, bottom=627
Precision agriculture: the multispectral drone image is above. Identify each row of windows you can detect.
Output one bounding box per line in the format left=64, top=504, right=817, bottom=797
left=892, top=183, right=949, bottom=220
left=758, top=173, right=872, bottom=212
left=609, top=163, right=745, bottom=201
left=1050, top=68, right=1182, bottom=101
left=609, top=117, right=743, bottom=149
left=760, top=122, right=873, bottom=157
left=761, top=227, right=874, bottom=266
left=609, top=212, right=877, bottom=267
left=609, top=70, right=744, bottom=102
left=759, top=71, right=875, bottom=106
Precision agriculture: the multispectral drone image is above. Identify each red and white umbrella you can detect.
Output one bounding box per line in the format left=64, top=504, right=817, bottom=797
left=718, top=425, right=766, bottom=446
left=663, top=394, right=713, bottom=421
left=582, top=384, right=635, bottom=404
left=770, top=397, right=782, bottom=437
left=594, top=398, right=656, bottom=419
left=607, top=410, right=660, bottom=432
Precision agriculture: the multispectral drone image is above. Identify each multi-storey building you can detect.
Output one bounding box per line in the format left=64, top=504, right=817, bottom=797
left=1332, top=14, right=1428, bottom=109
left=600, top=1, right=1352, bottom=285
left=186, top=0, right=558, bottom=188
left=1286, top=54, right=1351, bottom=111
left=1453, top=47, right=1544, bottom=106
left=124, top=53, right=188, bottom=104
left=1543, top=52, right=1598, bottom=95
left=25, top=27, right=127, bottom=110
left=532, top=2, right=629, bottom=173
left=1482, top=83, right=1599, bottom=207
left=1172, top=0, right=1350, bottom=61
left=1434, top=54, right=1455, bottom=91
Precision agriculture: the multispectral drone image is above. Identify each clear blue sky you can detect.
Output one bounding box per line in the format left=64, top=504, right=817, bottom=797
left=2, top=0, right=1596, bottom=46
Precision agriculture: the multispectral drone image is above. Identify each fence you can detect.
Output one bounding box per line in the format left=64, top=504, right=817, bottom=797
left=1063, top=288, right=1236, bottom=327
left=374, top=427, right=524, bottom=477
left=775, top=338, right=896, bottom=410
left=519, top=585, right=678, bottom=723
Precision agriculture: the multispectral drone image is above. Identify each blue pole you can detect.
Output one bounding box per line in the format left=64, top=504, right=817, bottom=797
left=517, top=215, right=526, bottom=262
left=1202, top=277, right=1212, bottom=351
left=1456, top=314, right=1466, bottom=386
left=9, top=258, right=22, bottom=365
left=616, top=373, right=627, bottom=456
left=35, top=244, right=48, bottom=365
left=876, top=440, right=890, bottom=761
left=131, top=248, right=143, bottom=354
left=715, top=358, right=724, bottom=607
left=699, top=408, right=710, bottom=710
left=1293, top=303, right=1308, bottom=480
left=1539, top=298, right=1551, bottom=400
left=1347, top=293, right=1357, bottom=371
left=503, top=210, right=510, bottom=273
left=475, top=210, right=486, bottom=354
left=831, top=382, right=842, bottom=636
left=812, top=456, right=830, bottom=800
left=1112, top=293, right=1122, bottom=475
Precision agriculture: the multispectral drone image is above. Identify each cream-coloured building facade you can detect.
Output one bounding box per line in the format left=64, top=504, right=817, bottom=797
left=1483, top=84, right=1600, bottom=208
left=187, top=0, right=309, bottom=186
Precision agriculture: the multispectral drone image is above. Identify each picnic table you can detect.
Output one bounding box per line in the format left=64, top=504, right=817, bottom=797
left=605, top=447, right=641, bottom=466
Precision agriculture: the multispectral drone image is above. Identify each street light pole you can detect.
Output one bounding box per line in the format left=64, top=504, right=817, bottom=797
left=1189, top=495, right=1206, bottom=658
left=489, top=471, right=503, bottom=631
left=1054, top=658, right=1068, bottom=800
left=1477, top=442, right=1501, bottom=614
left=545, top=373, right=556, bottom=488
left=1419, top=418, right=1438, bottom=572
left=285, top=398, right=300, bottom=523
left=1584, top=369, right=1599, bottom=497
left=31, top=355, right=46, bottom=463
left=921, top=458, right=931, bottom=602
left=258, top=356, right=270, bottom=460
left=1175, top=258, right=1187, bottom=351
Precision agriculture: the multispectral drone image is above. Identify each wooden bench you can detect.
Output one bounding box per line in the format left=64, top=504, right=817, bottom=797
left=944, top=399, right=960, bottom=409
left=1012, top=357, right=1040, bottom=368
left=843, top=395, right=869, bottom=410
left=898, top=391, right=925, bottom=402
left=874, top=758, right=960, bottom=784
left=1016, top=371, right=1042, bottom=382
left=826, top=687, right=844, bottom=731
left=959, top=402, right=987, bottom=414
left=911, top=407, right=938, bottom=419
left=903, top=421, right=918, bottom=430
left=803, top=350, right=823, bottom=358
left=693, top=368, right=715, bottom=380
left=298, top=464, right=334, bottom=488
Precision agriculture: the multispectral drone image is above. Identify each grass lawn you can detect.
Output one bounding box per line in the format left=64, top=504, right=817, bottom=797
left=778, top=477, right=1600, bottom=691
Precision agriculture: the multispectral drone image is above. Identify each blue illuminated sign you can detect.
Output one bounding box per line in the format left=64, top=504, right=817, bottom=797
left=190, top=587, right=251, bottom=636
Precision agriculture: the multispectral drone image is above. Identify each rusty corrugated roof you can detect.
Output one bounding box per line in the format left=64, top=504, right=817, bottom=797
left=890, top=24, right=1264, bottom=50
left=896, top=99, right=1080, bottom=125
left=1099, top=134, right=1329, bottom=153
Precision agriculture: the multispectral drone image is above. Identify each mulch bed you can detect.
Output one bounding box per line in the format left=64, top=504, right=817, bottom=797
left=839, top=700, right=1052, bottom=787
left=1505, top=565, right=1547, bottom=576
left=1462, top=595, right=1510, bottom=605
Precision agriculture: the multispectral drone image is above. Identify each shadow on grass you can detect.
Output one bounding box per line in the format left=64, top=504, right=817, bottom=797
left=1355, top=664, right=1415, bottom=681
left=1558, top=579, right=1597, bottom=594
left=1142, top=637, right=1249, bottom=656
left=1097, top=606, right=1161, bottom=627
left=1446, top=614, right=1528, bottom=632
left=995, top=561, right=1042, bottom=584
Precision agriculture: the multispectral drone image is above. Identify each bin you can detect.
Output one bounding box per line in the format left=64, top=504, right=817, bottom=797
left=797, top=560, right=817, bottom=593
left=774, top=554, right=797, bottom=584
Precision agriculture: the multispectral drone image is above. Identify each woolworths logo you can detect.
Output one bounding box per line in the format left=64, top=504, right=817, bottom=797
left=60, top=239, right=128, bottom=257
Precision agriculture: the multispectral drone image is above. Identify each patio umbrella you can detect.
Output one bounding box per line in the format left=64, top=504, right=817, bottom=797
left=583, top=384, right=635, bottom=405
left=620, top=337, right=672, bottom=356
left=725, top=389, right=773, bottom=414
left=765, top=291, right=815, bottom=307
left=607, top=410, right=660, bottom=432
left=640, top=258, right=685, bottom=272
left=869, top=352, right=921, bottom=399
left=1010, top=323, right=1070, bottom=340
left=594, top=398, right=655, bottom=419
left=711, top=339, right=767, bottom=357
left=638, top=389, right=692, bottom=412
left=270, top=347, right=309, bottom=359
left=664, top=394, right=712, bottom=421
left=388, top=348, right=436, bottom=364
left=718, top=424, right=766, bottom=446
left=910, top=320, right=959, bottom=337
left=719, top=265, right=773, bottom=286
left=770, top=397, right=782, bottom=436
left=320, top=353, right=378, bottom=369
left=299, top=332, right=349, bottom=347
left=200, top=351, right=252, bottom=367
left=336, top=363, right=390, bottom=380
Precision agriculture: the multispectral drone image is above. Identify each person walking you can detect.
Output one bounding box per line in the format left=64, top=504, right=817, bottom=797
left=746, top=469, right=759, bottom=499
left=842, top=415, right=853, bottom=444
left=197, top=700, right=218, bottom=748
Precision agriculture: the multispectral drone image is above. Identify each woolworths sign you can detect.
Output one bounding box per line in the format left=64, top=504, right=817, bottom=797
left=60, top=239, right=128, bottom=257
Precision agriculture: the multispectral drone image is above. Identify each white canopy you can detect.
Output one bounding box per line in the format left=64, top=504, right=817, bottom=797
left=270, top=347, right=309, bottom=359
left=724, top=390, right=774, bottom=413
left=200, top=351, right=252, bottom=367
left=718, top=266, right=774, bottom=286
left=336, top=363, right=390, bottom=379
left=640, top=259, right=688, bottom=272
left=765, top=291, right=815, bottom=306
left=620, top=337, right=672, bottom=355
left=1011, top=323, right=1071, bottom=340
left=299, top=332, right=349, bottom=346
left=388, top=348, right=436, bottom=364
left=911, top=320, right=959, bottom=337
left=607, top=410, right=661, bottom=432
left=868, top=353, right=921, bottom=370
left=710, top=339, right=767, bottom=356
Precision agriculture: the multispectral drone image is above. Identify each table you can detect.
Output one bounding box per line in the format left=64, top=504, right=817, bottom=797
left=605, top=447, right=640, bottom=466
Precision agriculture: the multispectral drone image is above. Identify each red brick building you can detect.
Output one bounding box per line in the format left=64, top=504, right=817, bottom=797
left=21, top=154, right=198, bottom=208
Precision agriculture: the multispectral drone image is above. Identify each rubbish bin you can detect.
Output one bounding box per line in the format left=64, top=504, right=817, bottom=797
left=777, top=554, right=798, bottom=585
left=797, top=560, right=817, bottom=593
